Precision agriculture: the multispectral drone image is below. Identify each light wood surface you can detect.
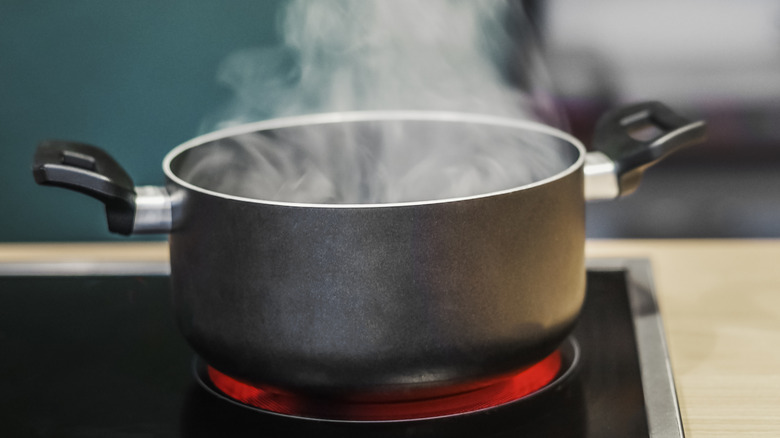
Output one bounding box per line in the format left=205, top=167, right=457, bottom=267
left=2, top=239, right=779, bottom=436
left=588, top=239, right=780, bottom=437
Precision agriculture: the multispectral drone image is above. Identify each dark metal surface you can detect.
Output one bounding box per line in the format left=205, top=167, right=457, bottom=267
left=164, top=115, right=586, bottom=395
left=168, top=173, right=585, bottom=396
left=0, top=263, right=676, bottom=437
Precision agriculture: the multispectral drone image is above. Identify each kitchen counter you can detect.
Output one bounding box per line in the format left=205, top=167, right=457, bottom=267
left=1, top=239, right=779, bottom=437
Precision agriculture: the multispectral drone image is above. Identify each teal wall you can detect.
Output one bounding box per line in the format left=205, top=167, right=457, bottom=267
left=0, top=1, right=282, bottom=241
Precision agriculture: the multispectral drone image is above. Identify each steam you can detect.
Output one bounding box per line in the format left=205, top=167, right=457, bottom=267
left=187, top=0, right=568, bottom=204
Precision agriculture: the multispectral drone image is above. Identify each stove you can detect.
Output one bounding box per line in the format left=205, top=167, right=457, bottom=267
left=0, top=259, right=683, bottom=437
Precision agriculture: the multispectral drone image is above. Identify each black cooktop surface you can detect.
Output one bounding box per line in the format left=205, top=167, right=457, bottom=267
left=0, top=260, right=681, bottom=437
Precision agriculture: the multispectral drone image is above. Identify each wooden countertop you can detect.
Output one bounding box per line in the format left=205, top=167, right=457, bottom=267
left=2, top=239, right=779, bottom=436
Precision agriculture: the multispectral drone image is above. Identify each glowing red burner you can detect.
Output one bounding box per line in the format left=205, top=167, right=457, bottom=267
left=208, top=350, right=562, bottom=421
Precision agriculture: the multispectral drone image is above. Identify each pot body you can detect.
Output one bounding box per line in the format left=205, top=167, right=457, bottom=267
left=33, top=103, right=706, bottom=399
left=164, top=115, right=586, bottom=396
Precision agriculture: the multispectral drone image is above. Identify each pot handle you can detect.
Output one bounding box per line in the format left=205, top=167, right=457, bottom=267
left=32, top=140, right=172, bottom=235
left=584, top=101, right=706, bottom=200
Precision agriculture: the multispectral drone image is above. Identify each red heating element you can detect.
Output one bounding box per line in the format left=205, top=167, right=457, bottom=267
left=208, top=350, right=562, bottom=421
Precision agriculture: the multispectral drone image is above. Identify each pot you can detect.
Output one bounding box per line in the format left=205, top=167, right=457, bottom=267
left=32, top=102, right=705, bottom=399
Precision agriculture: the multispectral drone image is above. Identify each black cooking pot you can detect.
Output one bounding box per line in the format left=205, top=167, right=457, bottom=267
left=32, top=102, right=704, bottom=399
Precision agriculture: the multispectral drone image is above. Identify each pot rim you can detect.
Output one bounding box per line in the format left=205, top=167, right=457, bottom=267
left=162, top=110, right=586, bottom=208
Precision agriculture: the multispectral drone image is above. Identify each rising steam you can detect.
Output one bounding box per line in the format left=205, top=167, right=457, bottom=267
left=185, top=0, right=568, bottom=204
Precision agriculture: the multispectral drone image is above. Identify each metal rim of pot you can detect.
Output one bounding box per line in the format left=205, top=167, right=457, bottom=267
left=162, top=110, right=587, bottom=209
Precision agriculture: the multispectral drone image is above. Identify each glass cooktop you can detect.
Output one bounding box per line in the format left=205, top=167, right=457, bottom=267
left=0, top=259, right=682, bottom=437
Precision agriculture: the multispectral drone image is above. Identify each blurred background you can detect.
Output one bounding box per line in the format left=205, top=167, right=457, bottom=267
left=2, top=0, right=779, bottom=241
